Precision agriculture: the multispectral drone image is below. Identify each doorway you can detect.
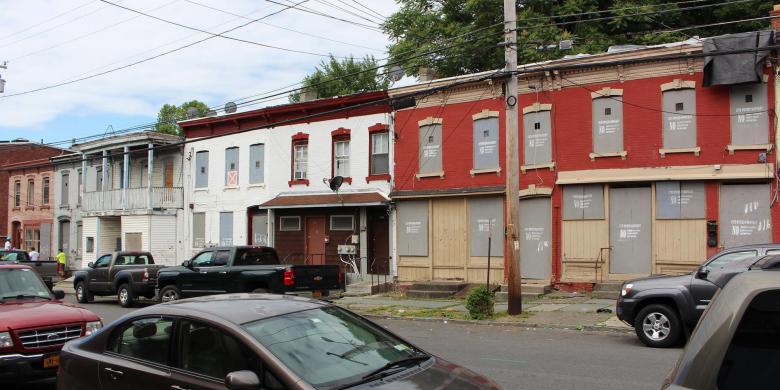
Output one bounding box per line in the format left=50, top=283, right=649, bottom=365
left=164, top=160, right=174, bottom=188
left=305, top=216, right=326, bottom=265
left=609, top=186, right=652, bottom=274
left=368, top=212, right=389, bottom=274
left=519, top=197, right=552, bottom=279
left=11, top=221, right=21, bottom=249
left=59, top=220, right=71, bottom=254
left=719, top=183, right=771, bottom=249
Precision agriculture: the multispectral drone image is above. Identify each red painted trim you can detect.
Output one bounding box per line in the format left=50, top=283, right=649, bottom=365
left=368, top=123, right=389, bottom=133
left=288, top=179, right=310, bottom=187
left=366, top=174, right=391, bottom=182
left=331, top=127, right=351, bottom=137
left=291, top=132, right=309, bottom=141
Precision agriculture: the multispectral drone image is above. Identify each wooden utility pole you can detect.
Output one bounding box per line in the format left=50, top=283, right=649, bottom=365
left=503, top=0, right=523, bottom=314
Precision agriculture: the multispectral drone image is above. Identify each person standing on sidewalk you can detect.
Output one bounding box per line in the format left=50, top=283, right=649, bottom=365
left=4, top=237, right=11, bottom=250
left=28, top=247, right=39, bottom=261
left=56, top=248, right=67, bottom=277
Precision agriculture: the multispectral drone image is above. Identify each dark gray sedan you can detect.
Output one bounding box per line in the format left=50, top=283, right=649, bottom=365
left=57, top=294, right=501, bottom=390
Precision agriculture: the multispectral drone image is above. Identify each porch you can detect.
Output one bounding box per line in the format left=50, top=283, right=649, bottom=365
left=82, top=187, right=183, bottom=212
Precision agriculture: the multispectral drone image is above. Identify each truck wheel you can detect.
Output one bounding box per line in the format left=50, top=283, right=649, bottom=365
left=634, top=304, right=682, bottom=348
left=76, top=281, right=93, bottom=304
left=159, top=285, right=181, bottom=303
left=117, top=284, right=135, bottom=308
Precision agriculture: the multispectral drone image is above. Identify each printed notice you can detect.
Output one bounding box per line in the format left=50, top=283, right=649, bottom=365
left=423, top=145, right=439, bottom=158
left=478, top=141, right=497, bottom=155
left=573, top=194, right=593, bottom=209
left=477, top=218, right=495, bottom=233
left=527, top=133, right=548, bottom=148
left=736, top=106, right=765, bottom=124
left=598, top=119, right=620, bottom=135
left=730, top=219, right=771, bottom=236
left=743, top=201, right=760, bottom=214
left=668, top=189, right=695, bottom=206
left=619, top=224, right=642, bottom=240
left=405, top=221, right=422, bottom=234
left=667, top=115, right=692, bottom=131
left=524, top=227, right=544, bottom=241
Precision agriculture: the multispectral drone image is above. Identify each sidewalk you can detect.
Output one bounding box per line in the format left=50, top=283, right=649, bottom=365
left=333, top=291, right=632, bottom=333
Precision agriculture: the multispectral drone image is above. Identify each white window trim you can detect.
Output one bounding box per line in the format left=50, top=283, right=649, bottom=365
left=334, top=140, right=350, bottom=177
left=293, top=144, right=308, bottom=180
left=330, top=215, right=354, bottom=231
left=280, top=216, right=301, bottom=231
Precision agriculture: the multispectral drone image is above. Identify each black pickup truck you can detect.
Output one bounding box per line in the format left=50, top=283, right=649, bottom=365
left=155, top=246, right=342, bottom=302
left=0, top=250, right=60, bottom=289
left=617, top=243, right=780, bottom=348
left=72, top=251, right=165, bottom=307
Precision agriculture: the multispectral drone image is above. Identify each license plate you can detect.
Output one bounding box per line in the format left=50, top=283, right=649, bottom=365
left=312, top=290, right=322, bottom=298
left=43, top=354, right=60, bottom=368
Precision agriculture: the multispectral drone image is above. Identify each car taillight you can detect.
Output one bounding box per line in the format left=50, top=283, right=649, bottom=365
left=142, top=268, right=149, bottom=282
left=283, top=268, right=294, bottom=286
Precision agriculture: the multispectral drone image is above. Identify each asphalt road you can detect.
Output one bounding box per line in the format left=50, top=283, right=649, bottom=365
left=23, top=297, right=681, bottom=390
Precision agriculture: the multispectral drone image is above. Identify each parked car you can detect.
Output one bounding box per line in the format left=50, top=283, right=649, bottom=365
left=0, top=250, right=59, bottom=290
left=663, top=262, right=780, bottom=390
left=57, top=293, right=501, bottom=389
left=616, top=243, right=780, bottom=348
left=0, top=264, right=102, bottom=385
left=155, top=246, right=342, bottom=302
left=72, top=251, right=165, bottom=308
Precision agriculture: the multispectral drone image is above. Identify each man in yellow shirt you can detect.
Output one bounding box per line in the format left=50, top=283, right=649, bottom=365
left=56, top=248, right=67, bottom=277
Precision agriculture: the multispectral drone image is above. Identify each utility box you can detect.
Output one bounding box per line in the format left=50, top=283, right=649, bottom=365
left=338, top=245, right=357, bottom=255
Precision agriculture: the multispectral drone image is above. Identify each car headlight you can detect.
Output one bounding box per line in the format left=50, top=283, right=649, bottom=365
left=0, top=332, right=13, bottom=349
left=84, top=321, right=102, bottom=336
left=621, top=283, right=634, bottom=297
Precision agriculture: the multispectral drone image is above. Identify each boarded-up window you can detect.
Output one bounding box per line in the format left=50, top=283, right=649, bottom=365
left=468, top=197, right=504, bottom=257
left=397, top=200, right=428, bottom=256
left=719, top=184, right=771, bottom=248
left=219, top=212, right=233, bottom=246
left=563, top=184, right=605, bottom=220
left=519, top=197, right=552, bottom=279
left=418, top=123, right=442, bottom=174
left=195, top=151, right=208, bottom=188
left=192, top=212, right=205, bottom=248
left=662, top=89, right=697, bottom=149
left=225, top=147, right=239, bottom=186
left=86, top=237, right=94, bottom=253
left=473, top=117, right=499, bottom=169
left=61, top=172, right=69, bottom=206
left=592, top=97, right=624, bottom=153
left=656, top=181, right=706, bottom=219
left=730, top=83, right=769, bottom=145
left=249, top=144, right=264, bottom=184
left=251, top=214, right=268, bottom=246
left=523, top=110, right=552, bottom=165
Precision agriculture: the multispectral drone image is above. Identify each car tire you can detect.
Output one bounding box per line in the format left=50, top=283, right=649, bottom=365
left=159, top=285, right=181, bottom=303
left=76, top=281, right=93, bottom=304
left=634, top=304, right=682, bottom=348
left=117, top=284, right=135, bottom=308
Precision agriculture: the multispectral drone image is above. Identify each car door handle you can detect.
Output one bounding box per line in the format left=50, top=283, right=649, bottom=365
left=104, top=367, right=123, bottom=379
left=171, top=386, right=190, bottom=390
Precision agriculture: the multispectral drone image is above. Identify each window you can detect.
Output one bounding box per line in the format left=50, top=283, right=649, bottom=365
left=397, top=200, right=428, bottom=256
left=662, top=88, right=697, bottom=149
left=279, top=216, right=300, bottom=231
left=730, top=83, right=769, bottom=146
left=234, top=247, right=279, bottom=266
left=179, top=320, right=257, bottom=380
left=225, top=147, right=239, bottom=186
left=293, top=144, right=308, bottom=180
left=192, top=212, right=205, bottom=248
left=418, top=121, right=442, bottom=174
left=523, top=109, right=552, bottom=166
left=656, top=181, right=705, bottom=219
left=370, top=132, right=389, bottom=175
left=13, top=180, right=20, bottom=207
left=468, top=197, right=504, bottom=257
left=191, top=251, right=214, bottom=267
left=24, top=228, right=40, bottom=251
left=219, top=212, right=233, bottom=246
left=473, top=115, right=500, bottom=170
left=706, top=250, right=758, bottom=270
left=767, top=249, right=780, bottom=255
left=26, top=179, right=34, bottom=206
left=108, top=317, right=174, bottom=366
left=249, top=144, right=264, bottom=184
left=592, top=92, right=624, bottom=154
left=195, top=151, right=209, bottom=188
left=563, top=185, right=605, bottom=220
left=86, top=237, right=94, bottom=253
left=333, top=140, right=350, bottom=177
left=61, top=172, right=69, bottom=206
left=96, top=166, right=103, bottom=191
left=42, top=177, right=49, bottom=205
left=213, top=250, right=230, bottom=266
left=330, top=215, right=354, bottom=231
left=94, top=255, right=111, bottom=268
left=115, top=254, right=152, bottom=266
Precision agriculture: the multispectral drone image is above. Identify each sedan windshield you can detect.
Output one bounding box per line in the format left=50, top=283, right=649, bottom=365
left=0, top=268, right=51, bottom=300
left=243, top=306, right=424, bottom=388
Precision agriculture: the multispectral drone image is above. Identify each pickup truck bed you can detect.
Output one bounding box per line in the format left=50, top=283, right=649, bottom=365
left=0, top=250, right=59, bottom=289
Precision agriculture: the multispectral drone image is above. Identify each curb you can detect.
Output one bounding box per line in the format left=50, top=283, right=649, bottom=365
left=361, top=313, right=634, bottom=335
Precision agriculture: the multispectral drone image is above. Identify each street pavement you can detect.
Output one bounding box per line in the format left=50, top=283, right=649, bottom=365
left=22, top=295, right=679, bottom=390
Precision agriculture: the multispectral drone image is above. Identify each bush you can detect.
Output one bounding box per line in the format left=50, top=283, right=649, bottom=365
left=465, top=286, right=495, bottom=320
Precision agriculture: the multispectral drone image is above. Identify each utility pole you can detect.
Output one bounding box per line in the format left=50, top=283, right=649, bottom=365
left=503, top=0, right=523, bottom=315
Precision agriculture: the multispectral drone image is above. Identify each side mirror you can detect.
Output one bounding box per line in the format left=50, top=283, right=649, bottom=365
left=182, top=260, right=192, bottom=268
left=696, top=266, right=709, bottom=279
left=87, top=262, right=94, bottom=268
left=225, top=370, right=260, bottom=390
left=52, top=289, right=65, bottom=299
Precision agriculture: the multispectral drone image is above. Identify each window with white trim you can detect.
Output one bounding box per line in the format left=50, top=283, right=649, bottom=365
left=26, top=179, right=34, bottom=206
left=330, top=215, right=354, bottom=231
left=293, top=144, right=308, bottom=180
left=280, top=216, right=301, bottom=231
left=334, top=140, right=350, bottom=177
left=13, top=180, right=20, bottom=207
left=370, top=132, right=389, bottom=175
left=42, top=177, right=50, bottom=205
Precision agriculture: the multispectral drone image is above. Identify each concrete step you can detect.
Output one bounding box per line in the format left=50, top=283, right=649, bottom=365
left=406, top=289, right=460, bottom=299
left=592, top=290, right=620, bottom=300
left=409, top=281, right=468, bottom=292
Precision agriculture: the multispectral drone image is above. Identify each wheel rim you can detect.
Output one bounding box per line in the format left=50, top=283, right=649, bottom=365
left=119, top=289, right=128, bottom=304
left=642, top=312, right=671, bottom=341
left=161, top=290, right=178, bottom=302
left=77, top=286, right=83, bottom=300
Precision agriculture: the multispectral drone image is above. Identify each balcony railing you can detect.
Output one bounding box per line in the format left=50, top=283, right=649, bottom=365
left=82, top=187, right=183, bottom=212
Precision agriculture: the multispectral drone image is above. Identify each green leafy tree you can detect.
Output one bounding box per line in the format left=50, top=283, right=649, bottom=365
left=289, top=55, right=391, bottom=102
left=382, top=0, right=776, bottom=79
left=155, top=100, right=209, bottom=135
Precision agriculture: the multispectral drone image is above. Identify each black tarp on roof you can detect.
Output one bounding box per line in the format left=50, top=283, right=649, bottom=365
left=703, top=31, right=774, bottom=87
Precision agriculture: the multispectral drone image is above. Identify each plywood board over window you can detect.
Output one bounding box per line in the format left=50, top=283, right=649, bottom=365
left=472, top=113, right=500, bottom=170
left=591, top=89, right=624, bottom=155
left=195, top=151, right=209, bottom=188
left=468, top=197, right=504, bottom=257
left=249, top=144, right=264, bottom=184
left=397, top=200, right=429, bottom=256
left=656, top=181, right=705, bottom=219
left=563, top=184, right=605, bottom=220
left=719, top=183, right=771, bottom=248
left=662, top=87, right=697, bottom=150
left=730, top=83, right=769, bottom=146
left=523, top=109, right=553, bottom=166
left=417, top=118, right=443, bottom=175
left=519, top=197, right=552, bottom=279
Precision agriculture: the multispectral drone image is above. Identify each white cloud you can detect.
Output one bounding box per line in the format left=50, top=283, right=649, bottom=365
left=0, top=0, right=399, bottom=131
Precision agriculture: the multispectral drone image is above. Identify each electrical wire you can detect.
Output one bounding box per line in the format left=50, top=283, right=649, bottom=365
left=0, top=0, right=97, bottom=42
left=349, top=0, right=387, bottom=20
left=0, top=2, right=110, bottom=49
left=313, top=0, right=383, bottom=25
left=264, top=0, right=382, bottom=31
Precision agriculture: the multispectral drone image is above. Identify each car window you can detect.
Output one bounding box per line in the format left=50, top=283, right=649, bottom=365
left=118, top=255, right=152, bottom=266
left=767, top=249, right=780, bottom=255
left=213, top=251, right=230, bottom=266
left=191, top=252, right=213, bottom=267
left=1, top=252, right=20, bottom=261
left=179, top=321, right=256, bottom=379
left=0, top=268, right=51, bottom=300
left=95, top=255, right=112, bottom=268
left=717, top=289, right=780, bottom=390
left=707, top=250, right=758, bottom=270
left=234, top=248, right=279, bottom=266
left=108, top=317, right=174, bottom=366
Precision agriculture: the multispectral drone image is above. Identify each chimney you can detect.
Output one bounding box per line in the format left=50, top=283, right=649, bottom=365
left=771, top=4, right=780, bottom=31
left=299, top=88, right=317, bottom=102
left=417, top=67, right=438, bottom=82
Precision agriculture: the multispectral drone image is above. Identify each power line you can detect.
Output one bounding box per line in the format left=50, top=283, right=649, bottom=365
left=264, top=0, right=383, bottom=31
left=0, top=2, right=110, bottom=49
left=0, top=0, right=96, bottom=42
left=313, top=0, right=383, bottom=25
left=99, top=0, right=342, bottom=58
left=349, top=0, right=387, bottom=20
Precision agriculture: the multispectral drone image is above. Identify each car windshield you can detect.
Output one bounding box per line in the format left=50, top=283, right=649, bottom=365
left=0, top=268, right=51, bottom=300
left=0, top=252, right=28, bottom=262
left=242, top=306, right=424, bottom=388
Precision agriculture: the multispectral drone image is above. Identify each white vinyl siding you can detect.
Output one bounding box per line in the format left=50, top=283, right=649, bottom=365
left=150, top=215, right=177, bottom=266
left=121, top=215, right=149, bottom=252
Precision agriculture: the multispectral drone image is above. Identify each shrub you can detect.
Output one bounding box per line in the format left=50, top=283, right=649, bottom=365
left=465, top=285, right=495, bottom=320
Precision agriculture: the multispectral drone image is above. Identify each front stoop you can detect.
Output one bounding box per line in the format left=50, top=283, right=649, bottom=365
left=592, top=281, right=623, bottom=300
left=405, top=281, right=469, bottom=299
left=494, top=283, right=551, bottom=302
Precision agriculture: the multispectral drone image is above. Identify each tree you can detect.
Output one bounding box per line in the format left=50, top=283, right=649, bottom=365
left=289, top=55, right=391, bottom=102
left=382, top=0, right=776, bottom=79
left=155, top=100, right=209, bottom=135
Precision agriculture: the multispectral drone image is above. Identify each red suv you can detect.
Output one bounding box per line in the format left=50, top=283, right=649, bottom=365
left=0, top=264, right=101, bottom=384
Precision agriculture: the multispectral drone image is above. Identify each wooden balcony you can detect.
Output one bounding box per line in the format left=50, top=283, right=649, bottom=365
left=82, top=187, right=183, bottom=212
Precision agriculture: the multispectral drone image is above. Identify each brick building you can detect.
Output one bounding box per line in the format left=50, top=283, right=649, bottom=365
left=6, top=158, right=58, bottom=259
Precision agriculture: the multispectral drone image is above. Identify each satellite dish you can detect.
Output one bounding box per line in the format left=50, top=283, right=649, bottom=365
left=224, top=101, right=237, bottom=113
left=329, top=176, right=344, bottom=192
left=388, top=66, right=404, bottom=82
left=206, top=109, right=217, bottom=116
left=186, top=107, right=199, bottom=119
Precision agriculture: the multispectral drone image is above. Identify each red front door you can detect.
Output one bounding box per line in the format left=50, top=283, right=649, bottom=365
left=305, top=217, right=326, bottom=265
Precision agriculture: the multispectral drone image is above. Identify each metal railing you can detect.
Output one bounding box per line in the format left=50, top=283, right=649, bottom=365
left=369, top=256, right=392, bottom=294
left=82, top=187, right=183, bottom=212
left=594, top=247, right=612, bottom=283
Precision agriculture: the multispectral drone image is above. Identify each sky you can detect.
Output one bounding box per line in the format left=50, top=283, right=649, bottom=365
left=0, top=0, right=402, bottom=145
